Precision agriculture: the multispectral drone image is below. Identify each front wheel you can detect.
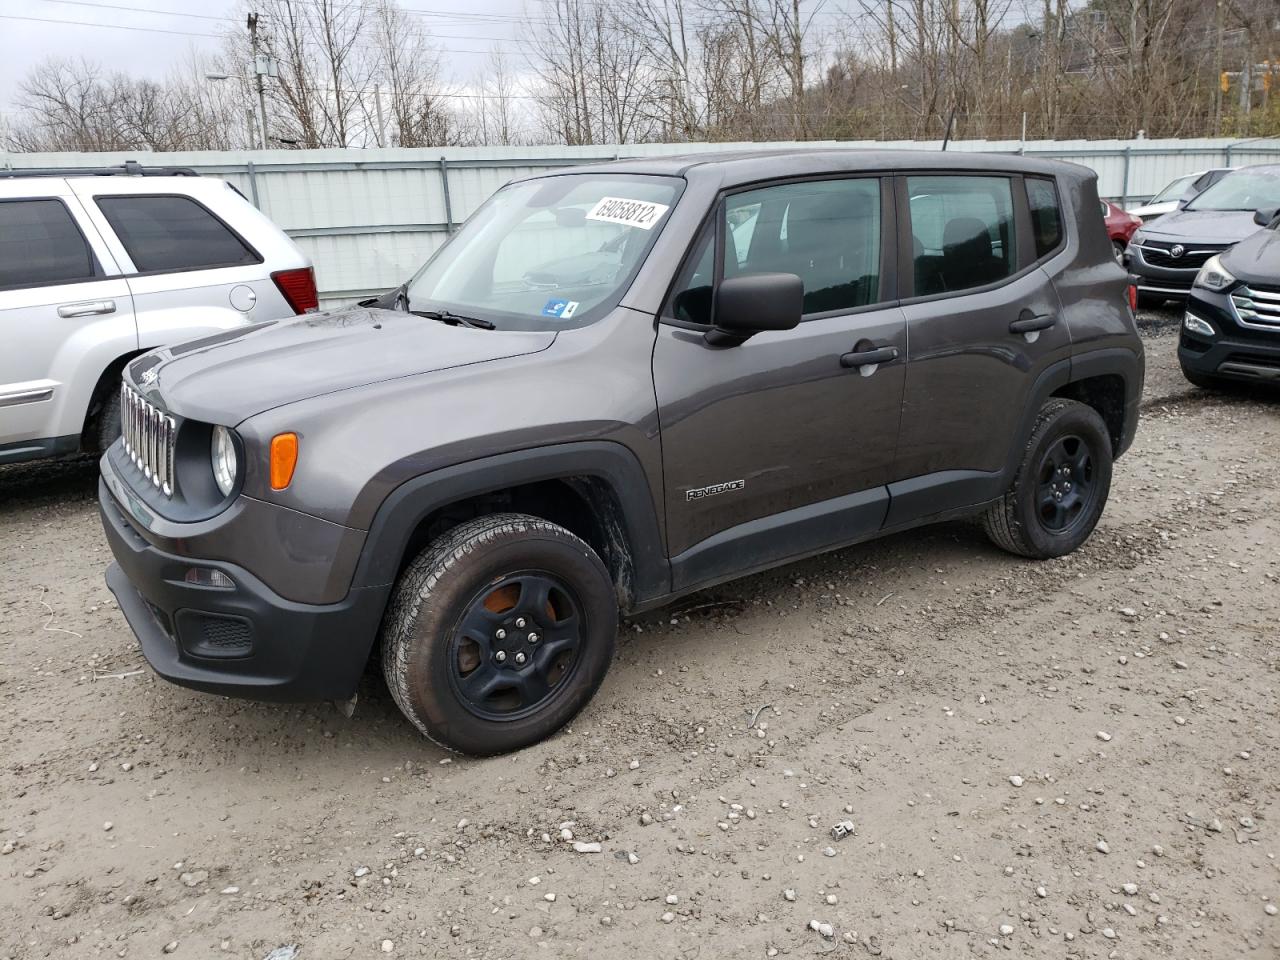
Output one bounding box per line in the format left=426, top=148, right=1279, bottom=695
left=381, top=513, right=617, bottom=755
left=984, top=399, right=1113, bottom=559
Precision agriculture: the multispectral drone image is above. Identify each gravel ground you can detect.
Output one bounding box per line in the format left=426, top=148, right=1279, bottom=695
left=2, top=306, right=1277, bottom=959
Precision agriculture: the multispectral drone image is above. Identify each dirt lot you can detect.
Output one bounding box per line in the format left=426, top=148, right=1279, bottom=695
left=2, top=306, right=1277, bottom=960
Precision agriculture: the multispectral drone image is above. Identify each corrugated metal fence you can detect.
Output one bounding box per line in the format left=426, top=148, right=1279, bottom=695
left=5, top=137, right=1278, bottom=308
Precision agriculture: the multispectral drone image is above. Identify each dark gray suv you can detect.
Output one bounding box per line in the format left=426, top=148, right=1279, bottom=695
left=99, top=151, right=1144, bottom=754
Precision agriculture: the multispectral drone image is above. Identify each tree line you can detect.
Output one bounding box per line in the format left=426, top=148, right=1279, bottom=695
left=3, top=0, right=1277, bottom=153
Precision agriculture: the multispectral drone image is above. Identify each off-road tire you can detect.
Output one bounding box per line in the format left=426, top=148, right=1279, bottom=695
left=381, top=513, right=617, bottom=755
left=983, top=398, right=1113, bottom=559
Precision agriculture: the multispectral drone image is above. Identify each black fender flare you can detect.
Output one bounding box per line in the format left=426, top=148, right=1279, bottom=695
left=1001, top=346, right=1143, bottom=487
left=348, top=440, right=671, bottom=609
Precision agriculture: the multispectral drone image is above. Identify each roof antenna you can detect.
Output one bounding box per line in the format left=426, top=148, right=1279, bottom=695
left=941, top=108, right=956, bottom=151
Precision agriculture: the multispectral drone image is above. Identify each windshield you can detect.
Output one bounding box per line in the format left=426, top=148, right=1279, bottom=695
left=1150, top=174, right=1196, bottom=205
left=405, top=174, right=681, bottom=330
left=1186, top=168, right=1280, bottom=212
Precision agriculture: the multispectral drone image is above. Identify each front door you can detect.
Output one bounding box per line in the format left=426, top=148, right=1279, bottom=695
left=0, top=188, right=134, bottom=453
left=653, top=175, right=906, bottom=590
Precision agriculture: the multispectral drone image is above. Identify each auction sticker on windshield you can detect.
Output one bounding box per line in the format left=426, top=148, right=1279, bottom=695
left=586, top=197, right=671, bottom=230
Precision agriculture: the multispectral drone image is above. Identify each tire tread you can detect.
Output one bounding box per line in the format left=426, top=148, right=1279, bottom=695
left=380, top=513, right=599, bottom=754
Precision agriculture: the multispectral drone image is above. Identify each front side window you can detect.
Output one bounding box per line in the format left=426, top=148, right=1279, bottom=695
left=1026, top=177, right=1063, bottom=258
left=406, top=174, right=680, bottom=330
left=0, top=199, right=97, bottom=290
left=723, top=178, right=882, bottom=315
left=1186, top=169, right=1280, bottom=212
left=907, top=175, right=1016, bottom=296
left=95, top=195, right=259, bottom=273
left=1150, top=174, right=1197, bottom=205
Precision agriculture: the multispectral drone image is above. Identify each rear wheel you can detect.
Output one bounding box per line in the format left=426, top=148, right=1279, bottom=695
left=984, top=399, right=1113, bottom=559
left=90, top=376, right=123, bottom=452
left=381, top=513, right=617, bottom=755
left=1112, top=240, right=1126, bottom=262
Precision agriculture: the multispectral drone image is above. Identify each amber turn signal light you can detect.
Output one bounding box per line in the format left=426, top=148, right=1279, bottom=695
left=270, top=432, right=299, bottom=490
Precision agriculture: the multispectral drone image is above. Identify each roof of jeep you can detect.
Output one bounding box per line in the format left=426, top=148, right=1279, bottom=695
left=546, top=148, right=1090, bottom=185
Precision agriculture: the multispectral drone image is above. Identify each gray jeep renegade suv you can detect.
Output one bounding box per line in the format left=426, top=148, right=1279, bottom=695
left=100, top=151, right=1144, bottom=754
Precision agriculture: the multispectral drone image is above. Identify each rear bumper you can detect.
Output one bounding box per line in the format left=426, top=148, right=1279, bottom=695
left=101, top=478, right=388, bottom=701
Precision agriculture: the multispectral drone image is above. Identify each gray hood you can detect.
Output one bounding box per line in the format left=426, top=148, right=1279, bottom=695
left=127, top=305, right=555, bottom=425
left=1140, top=208, right=1262, bottom=244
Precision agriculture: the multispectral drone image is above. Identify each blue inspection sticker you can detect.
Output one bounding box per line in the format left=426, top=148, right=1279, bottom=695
left=540, top=299, right=580, bottom=319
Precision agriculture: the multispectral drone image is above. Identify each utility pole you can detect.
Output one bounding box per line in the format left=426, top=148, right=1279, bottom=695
left=373, top=82, right=387, bottom=147
left=1213, top=0, right=1224, bottom=134
left=248, top=12, right=269, bottom=150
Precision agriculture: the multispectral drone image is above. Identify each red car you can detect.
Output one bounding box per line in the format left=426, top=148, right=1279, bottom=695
left=1101, top=200, right=1142, bottom=261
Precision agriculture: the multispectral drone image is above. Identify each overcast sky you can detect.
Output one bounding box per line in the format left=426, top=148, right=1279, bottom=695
left=0, top=0, right=526, bottom=118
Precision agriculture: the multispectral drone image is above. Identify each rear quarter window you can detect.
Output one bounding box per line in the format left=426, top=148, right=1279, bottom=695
left=1026, top=178, right=1064, bottom=259
left=0, top=199, right=98, bottom=290
left=95, top=194, right=260, bottom=273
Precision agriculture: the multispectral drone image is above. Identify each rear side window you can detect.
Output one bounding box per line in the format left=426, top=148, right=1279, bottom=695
left=0, top=199, right=97, bottom=290
left=907, top=175, right=1016, bottom=296
left=1026, top=177, right=1064, bottom=258
left=724, top=178, right=883, bottom=315
left=96, top=195, right=259, bottom=273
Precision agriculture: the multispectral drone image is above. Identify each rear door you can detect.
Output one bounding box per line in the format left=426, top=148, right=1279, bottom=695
left=0, top=182, right=135, bottom=454
left=68, top=180, right=290, bottom=346
left=654, top=175, right=907, bottom=589
left=888, top=173, right=1070, bottom=521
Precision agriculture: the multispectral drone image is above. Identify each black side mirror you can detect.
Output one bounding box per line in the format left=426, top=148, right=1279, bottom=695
left=705, top=273, right=803, bottom=346
left=1253, top=206, right=1280, bottom=227
left=1175, top=197, right=1191, bottom=210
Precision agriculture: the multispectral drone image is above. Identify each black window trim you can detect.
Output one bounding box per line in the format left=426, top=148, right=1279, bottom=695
left=894, top=170, right=1045, bottom=305
left=660, top=172, right=900, bottom=330
left=0, top=196, right=105, bottom=293
left=92, top=192, right=264, bottom=278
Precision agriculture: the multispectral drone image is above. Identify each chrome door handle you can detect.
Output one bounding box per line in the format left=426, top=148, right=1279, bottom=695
left=58, top=300, right=116, bottom=318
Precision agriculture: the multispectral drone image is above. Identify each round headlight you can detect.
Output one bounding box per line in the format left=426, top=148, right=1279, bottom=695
left=211, top=425, right=239, bottom=497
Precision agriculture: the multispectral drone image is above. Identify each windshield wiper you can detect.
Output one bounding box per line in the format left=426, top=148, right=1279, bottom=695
left=411, top=309, right=496, bottom=330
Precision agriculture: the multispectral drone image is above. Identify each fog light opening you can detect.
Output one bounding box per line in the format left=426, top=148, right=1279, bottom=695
left=1183, top=312, right=1216, bottom=338
left=184, top=567, right=235, bottom=589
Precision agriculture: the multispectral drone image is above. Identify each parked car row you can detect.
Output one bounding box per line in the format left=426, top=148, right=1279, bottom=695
left=1118, top=163, right=1280, bottom=389
left=4, top=150, right=1270, bottom=756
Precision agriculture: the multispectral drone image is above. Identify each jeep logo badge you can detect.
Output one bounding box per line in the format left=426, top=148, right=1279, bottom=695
left=1169, top=244, right=1185, bottom=259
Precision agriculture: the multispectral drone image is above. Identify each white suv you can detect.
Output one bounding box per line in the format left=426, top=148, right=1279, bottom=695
left=0, top=162, right=315, bottom=465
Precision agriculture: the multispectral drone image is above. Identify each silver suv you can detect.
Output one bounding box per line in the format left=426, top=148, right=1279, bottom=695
left=0, top=162, right=315, bottom=465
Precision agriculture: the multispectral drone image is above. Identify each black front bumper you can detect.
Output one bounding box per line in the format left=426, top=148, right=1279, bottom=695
left=1179, top=289, right=1280, bottom=385
left=1179, top=334, right=1280, bottom=383
left=101, top=479, right=389, bottom=701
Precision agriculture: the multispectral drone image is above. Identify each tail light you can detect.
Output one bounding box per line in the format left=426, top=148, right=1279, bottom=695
left=1127, top=282, right=1138, bottom=312
left=271, top=267, right=319, bottom=315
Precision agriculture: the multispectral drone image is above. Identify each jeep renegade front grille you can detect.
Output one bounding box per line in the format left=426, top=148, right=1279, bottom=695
left=1231, top=285, right=1280, bottom=330
left=121, top=383, right=176, bottom=496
